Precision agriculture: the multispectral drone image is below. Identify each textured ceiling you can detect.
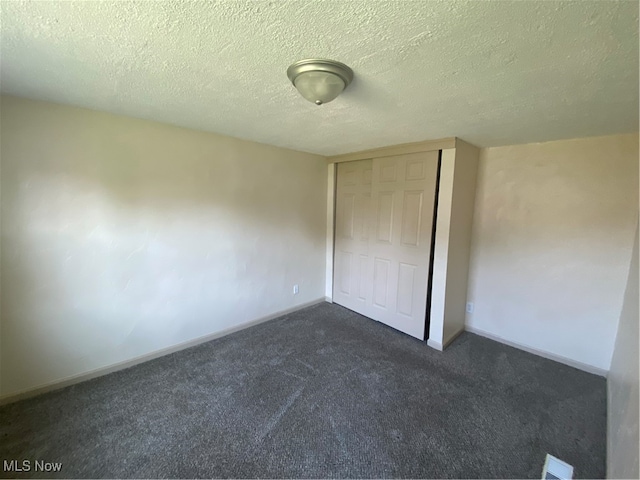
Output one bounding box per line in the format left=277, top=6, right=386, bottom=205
left=1, top=1, right=638, bottom=156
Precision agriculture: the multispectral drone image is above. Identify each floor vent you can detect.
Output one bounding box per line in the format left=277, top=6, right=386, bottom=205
left=542, top=454, right=574, bottom=480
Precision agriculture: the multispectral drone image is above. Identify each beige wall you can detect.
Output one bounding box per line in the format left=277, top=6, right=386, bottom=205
left=466, top=134, right=638, bottom=372
left=0, top=96, right=328, bottom=397
left=607, top=223, right=639, bottom=479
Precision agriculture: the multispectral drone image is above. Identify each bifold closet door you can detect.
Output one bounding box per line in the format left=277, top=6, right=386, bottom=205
left=333, top=151, right=439, bottom=340
left=333, top=159, right=373, bottom=314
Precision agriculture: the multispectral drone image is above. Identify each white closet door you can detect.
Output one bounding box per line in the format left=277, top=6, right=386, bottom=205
left=369, top=151, right=439, bottom=339
left=333, top=151, right=438, bottom=340
left=333, top=159, right=373, bottom=313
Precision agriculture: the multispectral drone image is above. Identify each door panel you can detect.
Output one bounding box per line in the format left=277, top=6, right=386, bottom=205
left=373, top=257, right=391, bottom=308
left=369, top=151, right=439, bottom=339
left=339, top=193, right=355, bottom=239
left=376, top=192, right=394, bottom=243
left=357, top=193, right=371, bottom=241
left=358, top=254, right=368, bottom=300
left=337, top=251, right=352, bottom=294
left=397, top=263, right=416, bottom=316
left=333, top=151, right=439, bottom=340
left=401, top=191, right=424, bottom=246
left=333, top=160, right=373, bottom=312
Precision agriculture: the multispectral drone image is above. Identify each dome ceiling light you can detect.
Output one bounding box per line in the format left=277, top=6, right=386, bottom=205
left=287, top=59, right=354, bottom=106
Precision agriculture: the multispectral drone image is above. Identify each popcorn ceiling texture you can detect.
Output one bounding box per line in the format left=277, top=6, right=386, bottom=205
left=0, top=0, right=638, bottom=155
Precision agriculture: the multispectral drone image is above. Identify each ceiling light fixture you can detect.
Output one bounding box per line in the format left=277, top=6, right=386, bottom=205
left=287, top=59, right=354, bottom=106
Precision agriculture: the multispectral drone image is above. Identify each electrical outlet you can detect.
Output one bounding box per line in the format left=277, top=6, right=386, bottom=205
left=293, top=284, right=299, bottom=295
left=466, top=302, right=474, bottom=314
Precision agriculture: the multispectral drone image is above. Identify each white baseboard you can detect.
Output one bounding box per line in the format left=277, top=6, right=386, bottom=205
left=0, top=298, right=327, bottom=406
left=442, top=328, right=464, bottom=349
left=427, top=328, right=464, bottom=352
left=464, top=325, right=608, bottom=377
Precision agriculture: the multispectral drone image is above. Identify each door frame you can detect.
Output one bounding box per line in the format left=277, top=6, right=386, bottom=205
left=325, top=137, right=456, bottom=339
left=324, top=163, right=337, bottom=302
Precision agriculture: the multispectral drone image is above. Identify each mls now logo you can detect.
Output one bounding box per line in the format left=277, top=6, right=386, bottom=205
left=3, top=460, right=63, bottom=472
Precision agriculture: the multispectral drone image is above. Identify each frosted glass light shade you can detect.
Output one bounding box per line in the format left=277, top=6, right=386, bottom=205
left=287, top=59, right=354, bottom=106
left=294, top=71, right=345, bottom=105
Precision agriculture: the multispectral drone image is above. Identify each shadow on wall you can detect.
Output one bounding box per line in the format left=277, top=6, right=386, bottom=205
left=0, top=98, right=327, bottom=395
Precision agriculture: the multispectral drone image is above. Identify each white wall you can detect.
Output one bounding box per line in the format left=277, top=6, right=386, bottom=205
left=465, top=134, right=638, bottom=373
left=607, top=223, right=639, bottom=479
left=0, top=96, right=328, bottom=397
left=428, top=148, right=455, bottom=349
left=428, top=141, right=479, bottom=349
left=442, top=140, right=479, bottom=345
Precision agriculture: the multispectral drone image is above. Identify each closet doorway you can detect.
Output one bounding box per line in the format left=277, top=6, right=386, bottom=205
left=333, top=151, right=440, bottom=340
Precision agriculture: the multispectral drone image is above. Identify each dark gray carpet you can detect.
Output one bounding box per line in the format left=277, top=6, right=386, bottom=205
left=0, top=303, right=606, bottom=479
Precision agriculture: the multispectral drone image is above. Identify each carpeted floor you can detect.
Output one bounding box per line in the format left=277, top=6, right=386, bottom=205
left=0, top=302, right=606, bottom=478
